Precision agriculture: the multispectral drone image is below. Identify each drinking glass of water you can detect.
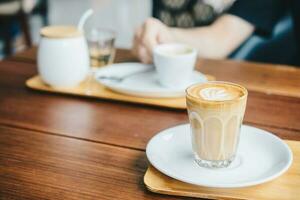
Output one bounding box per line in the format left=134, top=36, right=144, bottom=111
left=85, top=28, right=116, bottom=94
left=86, top=28, right=116, bottom=69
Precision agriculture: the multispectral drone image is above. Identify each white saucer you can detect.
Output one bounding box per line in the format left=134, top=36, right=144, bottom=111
left=146, top=124, right=293, bottom=188
left=95, top=62, right=207, bottom=98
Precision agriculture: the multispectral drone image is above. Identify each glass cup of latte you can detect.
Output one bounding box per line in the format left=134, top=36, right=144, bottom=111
left=186, top=81, right=248, bottom=168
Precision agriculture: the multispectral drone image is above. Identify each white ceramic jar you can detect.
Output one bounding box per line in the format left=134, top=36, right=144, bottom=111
left=38, top=26, right=89, bottom=87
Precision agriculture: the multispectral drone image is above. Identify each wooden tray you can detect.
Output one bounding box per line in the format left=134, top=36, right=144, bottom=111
left=26, top=75, right=214, bottom=109
left=144, top=140, right=300, bottom=200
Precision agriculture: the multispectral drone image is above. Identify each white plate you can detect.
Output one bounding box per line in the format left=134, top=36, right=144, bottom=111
left=146, top=124, right=293, bottom=188
left=94, top=62, right=207, bottom=98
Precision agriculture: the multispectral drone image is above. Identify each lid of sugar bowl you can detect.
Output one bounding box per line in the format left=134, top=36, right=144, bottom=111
left=40, top=26, right=83, bottom=38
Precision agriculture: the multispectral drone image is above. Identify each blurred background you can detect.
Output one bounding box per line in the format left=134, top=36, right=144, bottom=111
left=0, top=0, right=151, bottom=59
left=0, top=0, right=298, bottom=66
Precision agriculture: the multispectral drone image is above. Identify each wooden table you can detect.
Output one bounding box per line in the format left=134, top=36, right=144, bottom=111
left=1, top=47, right=300, bottom=199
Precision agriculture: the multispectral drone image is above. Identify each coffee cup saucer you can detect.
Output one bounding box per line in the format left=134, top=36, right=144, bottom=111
left=146, top=124, right=293, bottom=188
left=94, top=62, right=207, bottom=98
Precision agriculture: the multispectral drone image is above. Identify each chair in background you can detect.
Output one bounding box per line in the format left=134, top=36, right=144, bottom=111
left=0, top=0, right=48, bottom=56
left=0, top=0, right=31, bottom=56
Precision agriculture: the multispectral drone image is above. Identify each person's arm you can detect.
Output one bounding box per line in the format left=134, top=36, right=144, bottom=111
left=170, top=14, right=254, bottom=59
left=132, top=15, right=254, bottom=63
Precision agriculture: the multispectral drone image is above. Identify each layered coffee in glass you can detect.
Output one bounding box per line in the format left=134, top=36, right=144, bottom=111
left=186, top=81, right=248, bottom=168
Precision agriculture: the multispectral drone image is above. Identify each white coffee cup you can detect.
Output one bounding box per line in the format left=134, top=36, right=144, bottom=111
left=38, top=26, right=89, bottom=87
left=153, top=43, right=197, bottom=89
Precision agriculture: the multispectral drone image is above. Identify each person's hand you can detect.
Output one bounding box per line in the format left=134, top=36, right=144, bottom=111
left=132, top=18, right=174, bottom=63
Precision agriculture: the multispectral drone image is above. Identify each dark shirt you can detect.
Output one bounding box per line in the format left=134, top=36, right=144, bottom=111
left=290, top=0, right=300, bottom=48
left=153, top=0, right=300, bottom=63
left=227, top=0, right=300, bottom=60
left=227, top=0, right=287, bottom=36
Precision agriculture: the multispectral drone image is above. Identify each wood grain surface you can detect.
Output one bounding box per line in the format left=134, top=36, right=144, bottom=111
left=0, top=59, right=299, bottom=152
left=8, top=48, right=136, bottom=64
left=0, top=125, right=194, bottom=200
left=1, top=48, right=300, bottom=199
left=9, top=47, right=300, bottom=98
left=199, top=59, right=300, bottom=98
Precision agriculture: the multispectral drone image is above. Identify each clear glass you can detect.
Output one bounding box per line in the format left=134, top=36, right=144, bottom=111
left=85, top=28, right=116, bottom=94
left=86, top=28, right=116, bottom=69
left=186, top=81, right=248, bottom=168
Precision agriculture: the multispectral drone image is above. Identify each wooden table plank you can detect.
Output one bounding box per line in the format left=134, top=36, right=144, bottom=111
left=8, top=48, right=137, bottom=64
left=9, top=47, right=300, bottom=98
left=0, top=125, right=192, bottom=200
left=199, top=59, right=300, bottom=98
left=7, top=46, right=37, bottom=63
left=1, top=47, right=300, bottom=200
left=0, top=60, right=299, bottom=153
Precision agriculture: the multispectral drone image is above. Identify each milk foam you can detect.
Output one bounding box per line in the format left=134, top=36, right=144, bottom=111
left=199, top=87, right=235, bottom=101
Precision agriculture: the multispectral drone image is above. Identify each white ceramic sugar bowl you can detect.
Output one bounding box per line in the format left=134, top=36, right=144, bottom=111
left=37, top=26, right=89, bottom=87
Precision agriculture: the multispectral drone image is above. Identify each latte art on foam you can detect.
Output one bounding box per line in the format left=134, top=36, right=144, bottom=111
left=199, top=87, right=236, bottom=101
left=186, top=82, right=248, bottom=167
